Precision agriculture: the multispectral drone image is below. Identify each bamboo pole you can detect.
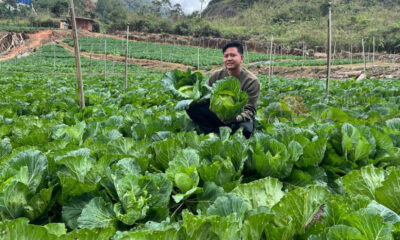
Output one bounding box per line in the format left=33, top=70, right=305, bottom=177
left=362, top=37, right=366, bottom=73
left=326, top=2, right=332, bottom=94
left=271, top=44, right=275, bottom=74
left=350, top=43, right=352, bottom=66
left=302, top=41, right=305, bottom=68
left=69, top=0, right=85, bottom=108
left=103, top=39, right=107, bottom=85
left=89, top=43, right=93, bottom=73
left=372, top=36, right=375, bottom=66
left=332, top=41, right=336, bottom=63
left=112, top=48, right=115, bottom=74
left=53, top=43, right=56, bottom=71
left=124, top=25, right=129, bottom=90
left=197, top=48, right=200, bottom=70
left=269, top=34, right=274, bottom=84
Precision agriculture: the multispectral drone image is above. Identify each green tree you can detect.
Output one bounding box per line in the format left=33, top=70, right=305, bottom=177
left=108, top=6, right=127, bottom=30
left=50, top=0, right=68, bottom=17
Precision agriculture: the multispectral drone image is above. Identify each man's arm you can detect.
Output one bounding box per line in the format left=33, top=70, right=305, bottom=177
left=207, top=72, right=218, bottom=86
left=237, top=79, right=260, bottom=122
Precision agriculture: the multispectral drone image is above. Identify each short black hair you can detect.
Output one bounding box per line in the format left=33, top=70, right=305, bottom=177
left=222, top=42, right=244, bottom=55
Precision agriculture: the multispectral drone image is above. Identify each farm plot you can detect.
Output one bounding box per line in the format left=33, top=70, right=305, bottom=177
left=63, top=37, right=312, bottom=70
left=1, top=45, right=400, bottom=239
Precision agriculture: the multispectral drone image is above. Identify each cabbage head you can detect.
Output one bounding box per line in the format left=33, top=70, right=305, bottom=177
left=161, top=69, right=205, bottom=100
left=210, top=76, right=248, bottom=122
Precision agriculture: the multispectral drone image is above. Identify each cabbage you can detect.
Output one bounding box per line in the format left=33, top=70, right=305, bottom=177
left=161, top=69, right=207, bottom=100
left=210, top=76, right=248, bottom=122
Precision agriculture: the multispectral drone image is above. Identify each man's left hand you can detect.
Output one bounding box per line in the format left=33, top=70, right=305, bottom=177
left=222, top=115, right=242, bottom=125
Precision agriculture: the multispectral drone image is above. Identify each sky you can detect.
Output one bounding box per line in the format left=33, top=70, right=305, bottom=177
left=170, top=0, right=211, bottom=14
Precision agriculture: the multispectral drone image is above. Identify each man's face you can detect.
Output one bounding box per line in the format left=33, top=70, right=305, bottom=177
left=223, top=47, right=244, bottom=71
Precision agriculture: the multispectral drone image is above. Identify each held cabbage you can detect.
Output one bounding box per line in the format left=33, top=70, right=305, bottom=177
left=161, top=69, right=209, bottom=100
left=209, top=76, right=248, bottom=122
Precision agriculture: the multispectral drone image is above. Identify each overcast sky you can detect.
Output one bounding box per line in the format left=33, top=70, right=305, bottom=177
left=170, top=0, right=211, bottom=14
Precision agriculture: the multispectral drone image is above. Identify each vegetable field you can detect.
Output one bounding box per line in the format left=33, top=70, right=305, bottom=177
left=63, top=37, right=312, bottom=70
left=1, top=44, right=400, bottom=239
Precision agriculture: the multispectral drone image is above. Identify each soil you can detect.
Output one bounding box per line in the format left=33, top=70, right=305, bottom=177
left=1, top=29, right=399, bottom=79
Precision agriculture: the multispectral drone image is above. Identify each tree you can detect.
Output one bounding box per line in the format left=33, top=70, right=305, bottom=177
left=50, top=0, right=68, bottom=17
left=4, top=0, right=17, bottom=9
left=96, top=0, right=120, bottom=22
left=108, top=6, right=127, bottom=30
left=171, top=3, right=183, bottom=20
left=199, top=0, right=206, bottom=18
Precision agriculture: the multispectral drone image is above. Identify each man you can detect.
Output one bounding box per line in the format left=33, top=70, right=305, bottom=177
left=187, top=41, right=260, bottom=139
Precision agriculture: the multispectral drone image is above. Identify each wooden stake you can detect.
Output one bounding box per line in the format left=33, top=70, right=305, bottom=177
left=69, top=0, right=85, bottom=108
left=269, top=34, right=274, bottom=84
left=124, top=25, right=129, bottom=90
left=197, top=48, right=200, bottom=70
left=53, top=43, right=56, bottom=71
left=362, top=37, right=366, bottom=73
left=103, top=39, right=107, bottom=85
left=326, top=2, right=332, bottom=94
left=271, top=44, right=275, bottom=74
left=332, top=41, right=336, bottom=64
left=350, top=43, right=352, bottom=65
left=372, top=36, right=375, bottom=66
left=112, top=48, right=115, bottom=74
left=89, top=43, right=93, bottom=73
left=302, top=41, right=305, bottom=68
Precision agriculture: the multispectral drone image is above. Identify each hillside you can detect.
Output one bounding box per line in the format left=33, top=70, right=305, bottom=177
left=203, top=0, right=400, bottom=52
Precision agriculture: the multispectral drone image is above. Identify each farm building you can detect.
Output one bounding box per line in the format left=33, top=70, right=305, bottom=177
left=61, top=17, right=96, bottom=32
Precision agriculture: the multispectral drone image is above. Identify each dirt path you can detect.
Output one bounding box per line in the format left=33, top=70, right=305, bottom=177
left=248, top=61, right=400, bottom=79
left=0, top=30, right=71, bottom=61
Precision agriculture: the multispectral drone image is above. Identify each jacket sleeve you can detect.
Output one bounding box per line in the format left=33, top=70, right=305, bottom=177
left=207, top=72, right=218, bottom=86
left=239, top=79, right=260, bottom=121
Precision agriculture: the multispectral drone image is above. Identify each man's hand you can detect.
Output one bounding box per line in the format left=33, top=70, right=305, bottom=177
left=221, top=115, right=243, bottom=125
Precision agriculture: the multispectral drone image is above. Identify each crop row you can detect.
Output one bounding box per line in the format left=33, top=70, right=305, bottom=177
left=63, top=37, right=313, bottom=70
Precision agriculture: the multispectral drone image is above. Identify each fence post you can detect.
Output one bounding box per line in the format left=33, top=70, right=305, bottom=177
left=197, top=48, right=200, bottom=70
left=372, top=36, right=375, bottom=66
left=103, top=39, right=107, bottom=86
left=362, top=37, right=366, bottom=73
left=269, top=34, right=274, bottom=84
left=53, top=43, right=56, bottom=71
left=124, top=25, right=129, bottom=90
left=89, top=43, right=93, bottom=73
left=326, top=2, right=332, bottom=95
left=69, top=0, right=85, bottom=108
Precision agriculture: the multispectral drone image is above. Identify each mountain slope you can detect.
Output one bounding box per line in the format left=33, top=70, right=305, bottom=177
left=203, top=0, right=400, bottom=52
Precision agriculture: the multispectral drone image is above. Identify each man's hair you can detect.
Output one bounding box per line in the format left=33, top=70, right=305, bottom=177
left=222, top=42, right=244, bottom=55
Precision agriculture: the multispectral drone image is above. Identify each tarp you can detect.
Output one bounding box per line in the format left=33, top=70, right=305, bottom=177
left=17, top=0, right=31, bottom=5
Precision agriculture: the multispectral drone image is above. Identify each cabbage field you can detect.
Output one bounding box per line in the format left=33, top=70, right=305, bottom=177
left=1, top=44, right=400, bottom=239
left=63, top=37, right=312, bottom=70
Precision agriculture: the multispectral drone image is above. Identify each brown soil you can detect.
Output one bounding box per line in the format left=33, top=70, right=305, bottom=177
left=249, top=61, right=400, bottom=79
